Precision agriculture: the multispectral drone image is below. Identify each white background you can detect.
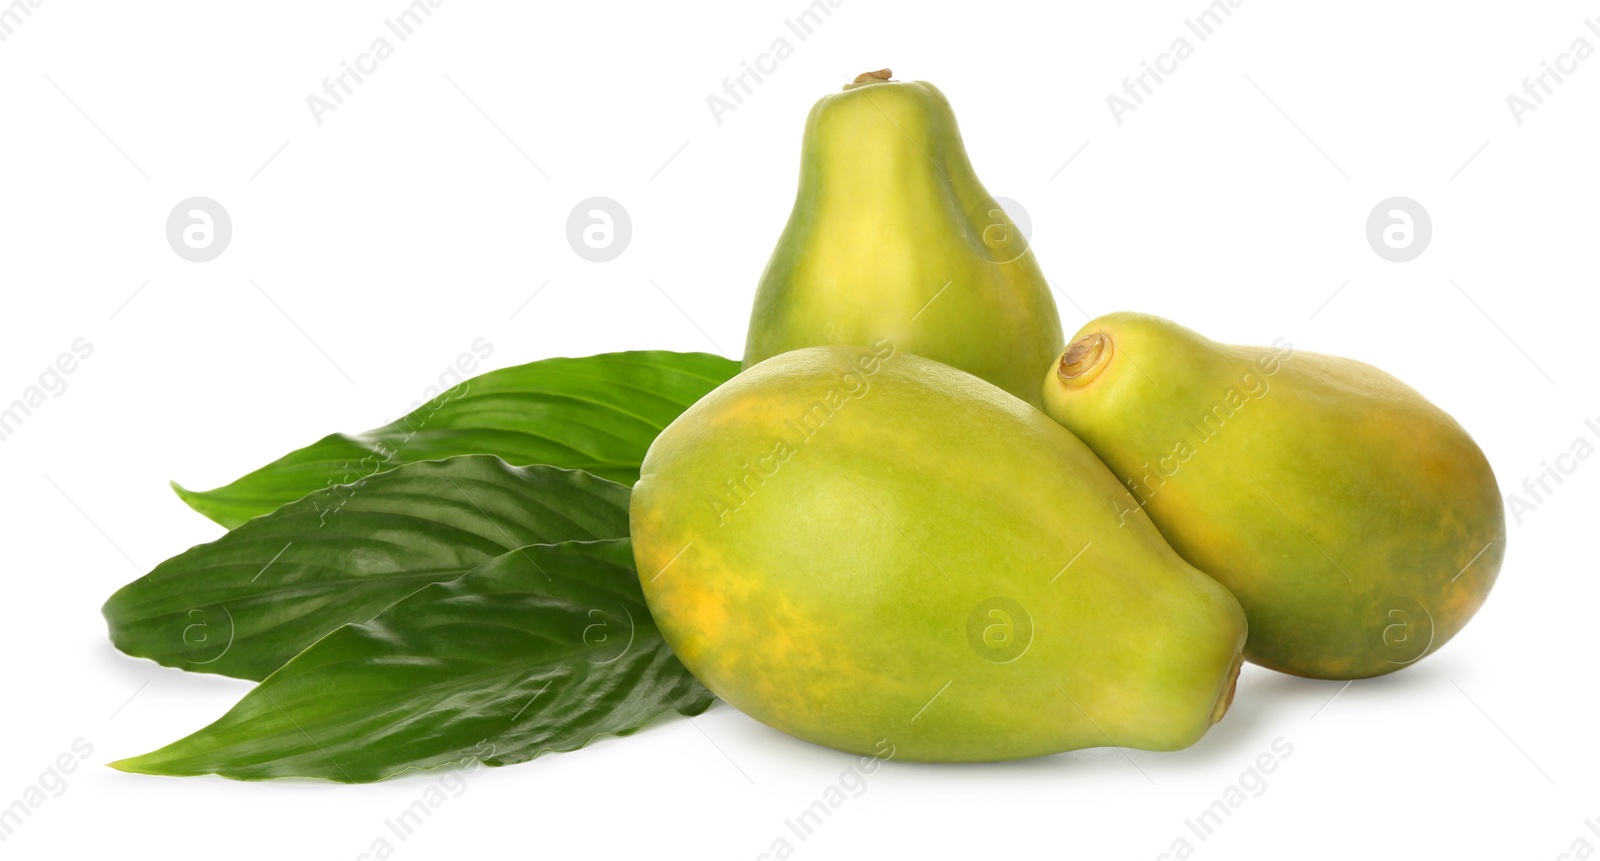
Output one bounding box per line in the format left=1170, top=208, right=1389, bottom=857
left=1, top=0, right=1595, bottom=858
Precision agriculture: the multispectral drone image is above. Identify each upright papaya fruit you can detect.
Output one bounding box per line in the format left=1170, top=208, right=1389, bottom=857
left=743, top=70, right=1063, bottom=407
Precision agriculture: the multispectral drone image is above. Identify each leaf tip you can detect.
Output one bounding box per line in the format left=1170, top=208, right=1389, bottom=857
left=169, top=480, right=244, bottom=529
left=108, top=745, right=196, bottom=778
left=105, top=756, right=148, bottom=774
left=168, top=479, right=211, bottom=515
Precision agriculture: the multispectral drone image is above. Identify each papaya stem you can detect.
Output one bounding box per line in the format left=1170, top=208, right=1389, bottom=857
left=1056, top=332, right=1113, bottom=386
left=843, top=68, right=894, bottom=90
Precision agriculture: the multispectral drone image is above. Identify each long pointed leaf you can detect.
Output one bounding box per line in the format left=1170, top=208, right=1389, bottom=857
left=110, top=539, right=715, bottom=783
left=174, top=350, right=738, bottom=528
left=104, top=456, right=630, bottom=680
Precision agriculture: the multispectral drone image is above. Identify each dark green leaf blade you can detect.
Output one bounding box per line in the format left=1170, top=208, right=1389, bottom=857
left=105, top=456, right=630, bottom=680
left=110, top=539, right=715, bottom=783
left=174, top=350, right=738, bottom=528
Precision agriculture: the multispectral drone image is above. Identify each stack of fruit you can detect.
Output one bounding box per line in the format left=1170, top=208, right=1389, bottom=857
left=102, top=70, right=1503, bottom=781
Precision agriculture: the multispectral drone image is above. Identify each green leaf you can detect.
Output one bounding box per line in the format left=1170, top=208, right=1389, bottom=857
left=104, top=456, right=630, bottom=681
left=174, top=350, right=738, bottom=528
left=110, top=539, right=715, bottom=783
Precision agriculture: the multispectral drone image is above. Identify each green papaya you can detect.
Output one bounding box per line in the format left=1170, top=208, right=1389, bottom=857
left=1040, top=312, right=1505, bottom=679
left=632, top=343, right=1246, bottom=762
left=742, top=69, right=1064, bottom=407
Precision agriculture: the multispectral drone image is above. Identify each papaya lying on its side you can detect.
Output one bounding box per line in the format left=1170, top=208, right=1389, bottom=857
left=1041, top=312, right=1505, bottom=679
left=633, top=344, right=1246, bottom=762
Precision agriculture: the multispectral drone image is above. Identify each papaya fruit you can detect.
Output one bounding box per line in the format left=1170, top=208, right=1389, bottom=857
left=632, top=343, right=1247, bottom=762
left=1040, top=312, right=1505, bottom=679
left=742, top=69, right=1064, bottom=408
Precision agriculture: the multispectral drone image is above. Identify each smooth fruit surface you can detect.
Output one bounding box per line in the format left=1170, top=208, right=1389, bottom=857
left=1041, top=312, right=1505, bottom=679
left=742, top=70, right=1063, bottom=407
left=632, top=344, right=1246, bottom=762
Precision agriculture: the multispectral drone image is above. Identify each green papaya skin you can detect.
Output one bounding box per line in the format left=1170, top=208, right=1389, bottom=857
left=632, top=344, right=1246, bottom=762
left=742, top=70, right=1064, bottom=408
left=1041, top=312, right=1506, bottom=680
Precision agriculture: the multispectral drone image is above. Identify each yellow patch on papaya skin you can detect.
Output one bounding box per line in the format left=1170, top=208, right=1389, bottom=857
left=658, top=590, right=730, bottom=666
left=694, top=584, right=855, bottom=736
